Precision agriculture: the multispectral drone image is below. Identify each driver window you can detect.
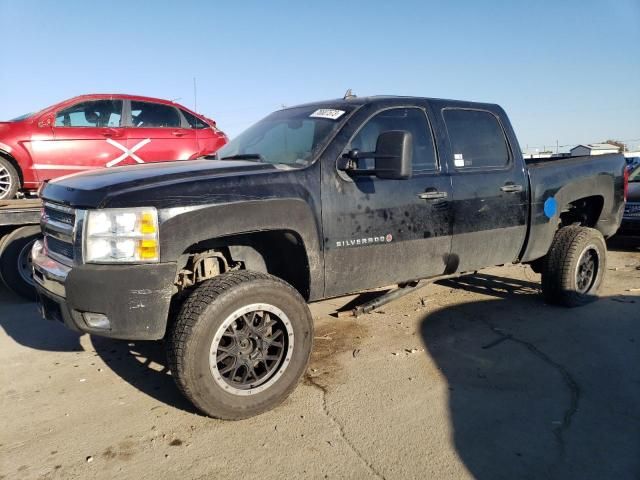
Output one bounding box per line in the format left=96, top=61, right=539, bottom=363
left=350, top=108, right=437, bottom=172
left=55, top=100, right=123, bottom=127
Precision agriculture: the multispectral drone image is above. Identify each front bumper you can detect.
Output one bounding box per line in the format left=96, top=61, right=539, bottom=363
left=32, top=241, right=177, bottom=340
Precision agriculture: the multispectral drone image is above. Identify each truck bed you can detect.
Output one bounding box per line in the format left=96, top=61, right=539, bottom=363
left=521, top=153, right=626, bottom=262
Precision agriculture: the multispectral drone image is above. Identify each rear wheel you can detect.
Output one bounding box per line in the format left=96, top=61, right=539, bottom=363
left=541, top=226, right=606, bottom=307
left=0, top=157, right=20, bottom=200
left=0, top=226, right=40, bottom=301
left=167, top=271, right=313, bottom=420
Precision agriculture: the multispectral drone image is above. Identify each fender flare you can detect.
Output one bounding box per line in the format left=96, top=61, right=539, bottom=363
left=159, top=198, right=323, bottom=299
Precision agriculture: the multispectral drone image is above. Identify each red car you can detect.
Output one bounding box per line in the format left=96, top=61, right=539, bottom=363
left=0, top=94, right=228, bottom=199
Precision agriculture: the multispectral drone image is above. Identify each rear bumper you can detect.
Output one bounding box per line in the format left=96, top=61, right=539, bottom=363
left=32, top=241, right=177, bottom=340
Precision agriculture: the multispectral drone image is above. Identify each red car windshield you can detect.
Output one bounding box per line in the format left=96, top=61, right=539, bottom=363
left=9, top=112, right=35, bottom=121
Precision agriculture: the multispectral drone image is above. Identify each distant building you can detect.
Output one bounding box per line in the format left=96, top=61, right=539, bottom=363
left=522, top=151, right=553, bottom=160
left=570, top=143, right=620, bottom=156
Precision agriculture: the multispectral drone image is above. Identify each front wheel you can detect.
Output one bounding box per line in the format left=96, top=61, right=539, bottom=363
left=167, top=271, right=313, bottom=420
left=541, top=226, right=606, bottom=307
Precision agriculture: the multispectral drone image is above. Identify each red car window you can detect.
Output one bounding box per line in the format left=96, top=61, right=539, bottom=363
left=55, top=100, right=123, bottom=128
left=181, top=109, right=209, bottom=129
left=131, top=101, right=180, bottom=128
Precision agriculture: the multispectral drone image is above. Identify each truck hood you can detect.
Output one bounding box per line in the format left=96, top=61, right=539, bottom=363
left=41, top=159, right=278, bottom=208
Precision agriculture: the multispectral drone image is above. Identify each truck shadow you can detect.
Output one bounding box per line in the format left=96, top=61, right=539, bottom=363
left=0, top=284, right=196, bottom=413
left=89, top=336, right=199, bottom=414
left=420, top=274, right=639, bottom=479
left=0, top=285, right=83, bottom=352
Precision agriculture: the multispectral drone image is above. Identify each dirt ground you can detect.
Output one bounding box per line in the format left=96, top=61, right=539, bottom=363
left=1, top=238, right=639, bottom=480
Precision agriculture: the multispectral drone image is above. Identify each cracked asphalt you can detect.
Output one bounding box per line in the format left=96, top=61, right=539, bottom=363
left=1, top=239, right=639, bottom=480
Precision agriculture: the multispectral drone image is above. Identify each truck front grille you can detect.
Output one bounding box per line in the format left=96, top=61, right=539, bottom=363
left=46, top=236, right=75, bottom=259
left=43, top=204, right=75, bottom=226
left=42, top=202, right=77, bottom=264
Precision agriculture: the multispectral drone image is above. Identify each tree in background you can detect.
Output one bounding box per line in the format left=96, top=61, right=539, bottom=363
left=603, top=140, right=627, bottom=152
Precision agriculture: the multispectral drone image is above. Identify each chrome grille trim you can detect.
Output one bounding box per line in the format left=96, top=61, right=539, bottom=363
left=43, top=201, right=75, bottom=214
left=41, top=201, right=80, bottom=266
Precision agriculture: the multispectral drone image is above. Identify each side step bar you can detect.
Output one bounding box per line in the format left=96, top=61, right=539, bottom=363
left=336, top=272, right=467, bottom=318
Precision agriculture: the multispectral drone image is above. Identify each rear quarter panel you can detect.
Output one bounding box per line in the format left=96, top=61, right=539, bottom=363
left=521, top=154, right=626, bottom=262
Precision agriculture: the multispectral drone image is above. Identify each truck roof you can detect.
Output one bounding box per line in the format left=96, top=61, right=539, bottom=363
left=287, top=95, right=501, bottom=111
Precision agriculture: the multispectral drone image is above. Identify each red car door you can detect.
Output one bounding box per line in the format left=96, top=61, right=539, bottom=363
left=122, top=101, right=198, bottom=165
left=32, top=99, right=125, bottom=181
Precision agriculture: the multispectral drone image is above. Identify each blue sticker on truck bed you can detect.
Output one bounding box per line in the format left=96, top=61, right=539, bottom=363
left=544, top=197, right=557, bottom=219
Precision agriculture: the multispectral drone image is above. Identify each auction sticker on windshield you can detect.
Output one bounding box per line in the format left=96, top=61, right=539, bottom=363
left=310, top=109, right=346, bottom=120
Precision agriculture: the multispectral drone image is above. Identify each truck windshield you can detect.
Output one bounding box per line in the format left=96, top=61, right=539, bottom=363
left=217, top=106, right=352, bottom=168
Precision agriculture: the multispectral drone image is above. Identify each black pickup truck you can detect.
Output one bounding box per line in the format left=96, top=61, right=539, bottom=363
left=32, top=96, right=627, bottom=419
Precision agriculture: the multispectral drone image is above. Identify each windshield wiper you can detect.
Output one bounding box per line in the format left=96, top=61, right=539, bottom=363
left=219, top=154, right=266, bottom=162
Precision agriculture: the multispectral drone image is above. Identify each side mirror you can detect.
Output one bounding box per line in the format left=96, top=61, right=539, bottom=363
left=374, top=131, right=412, bottom=180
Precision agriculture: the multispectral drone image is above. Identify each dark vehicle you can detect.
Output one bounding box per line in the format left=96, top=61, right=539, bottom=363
left=620, top=165, right=640, bottom=235
left=625, top=156, right=640, bottom=172
left=32, top=96, right=627, bottom=419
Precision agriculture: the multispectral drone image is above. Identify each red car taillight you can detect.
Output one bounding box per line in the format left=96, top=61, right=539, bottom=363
left=624, top=167, right=629, bottom=202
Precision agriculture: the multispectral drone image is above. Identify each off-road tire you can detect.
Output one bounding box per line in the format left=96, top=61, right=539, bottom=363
left=0, top=226, right=40, bottom=301
left=541, top=226, right=606, bottom=307
left=0, top=157, right=20, bottom=200
left=167, top=271, right=313, bottom=420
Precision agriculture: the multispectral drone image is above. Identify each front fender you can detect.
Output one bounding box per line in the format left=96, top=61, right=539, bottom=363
left=0, top=141, right=37, bottom=185
left=158, top=198, right=323, bottom=299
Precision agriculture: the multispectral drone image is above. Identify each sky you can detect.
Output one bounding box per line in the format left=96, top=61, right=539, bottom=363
left=1, top=0, right=639, bottom=153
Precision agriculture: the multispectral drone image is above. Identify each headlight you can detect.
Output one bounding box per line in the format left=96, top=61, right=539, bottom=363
left=84, top=207, right=159, bottom=263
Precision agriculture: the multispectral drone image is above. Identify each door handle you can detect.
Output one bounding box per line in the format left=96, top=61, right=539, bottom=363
left=101, top=129, right=121, bottom=138
left=172, top=130, right=187, bottom=137
left=500, top=184, right=523, bottom=193
left=418, top=191, right=448, bottom=200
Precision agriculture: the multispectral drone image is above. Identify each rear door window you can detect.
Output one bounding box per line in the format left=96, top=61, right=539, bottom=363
left=443, top=109, right=510, bottom=169
left=130, top=101, right=181, bottom=128
left=181, top=109, right=208, bottom=129
left=55, top=100, right=123, bottom=127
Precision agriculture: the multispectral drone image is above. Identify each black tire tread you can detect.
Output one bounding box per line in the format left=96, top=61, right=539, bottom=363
left=0, top=225, right=40, bottom=300
left=166, top=270, right=309, bottom=419
left=542, top=226, right=606, bottom=307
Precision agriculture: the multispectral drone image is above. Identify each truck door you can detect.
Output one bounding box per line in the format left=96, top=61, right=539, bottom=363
left=321, top=106, right=453, bottom=297
left=439, top=107, right=528, bottom=272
